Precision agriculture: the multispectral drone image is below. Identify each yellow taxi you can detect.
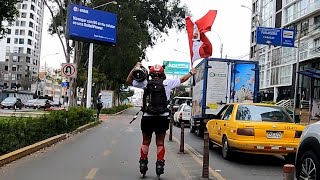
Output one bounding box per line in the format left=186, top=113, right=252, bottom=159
left=206, top=103, right=305, bottom=161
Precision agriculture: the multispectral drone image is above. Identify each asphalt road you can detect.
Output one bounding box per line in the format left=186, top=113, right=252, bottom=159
left=0, top=107, right=205, bottom=180
left=0, top=107, right=285, bottom=180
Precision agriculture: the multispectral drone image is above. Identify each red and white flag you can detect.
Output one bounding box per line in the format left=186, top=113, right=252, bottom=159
left=186, top=10, right=217, bottom=65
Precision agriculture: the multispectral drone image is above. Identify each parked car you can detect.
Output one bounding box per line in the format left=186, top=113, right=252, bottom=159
left=295, top=121, right=320, bottom=179
left=0, top=97, right=24, bottom=109
left=25, top=99, right=37, bottom=108
left=169, top=97, right=192, bottom=119
left=34, top=99, right=52, bottom=109
left=173, top=103, right=191, bottom=126
left=206, top=103, right=305, bottom=161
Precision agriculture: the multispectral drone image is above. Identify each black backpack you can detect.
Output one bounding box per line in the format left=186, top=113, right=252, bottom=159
left=142, top=79, right=167, bottom=114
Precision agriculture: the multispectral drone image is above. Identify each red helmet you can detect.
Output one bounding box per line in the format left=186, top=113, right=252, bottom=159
left=149, top=64, right=166, bottom=79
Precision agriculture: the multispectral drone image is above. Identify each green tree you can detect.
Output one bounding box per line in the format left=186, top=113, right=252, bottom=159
left=45, top=0, right=189, bottom=106
left=0, top=0, right=19, bottom=38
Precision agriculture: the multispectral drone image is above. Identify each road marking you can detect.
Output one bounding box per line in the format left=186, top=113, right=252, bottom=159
left=103, top=149, right=111, bottom=156
left=85, top=168, right=99, bottom=179
left=168, top=133, right=226, bottom=180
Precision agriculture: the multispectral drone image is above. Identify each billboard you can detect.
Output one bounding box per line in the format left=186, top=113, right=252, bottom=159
left=163, top=61, right=190, bottom=75
left=67, top=4, right=117, bottom=45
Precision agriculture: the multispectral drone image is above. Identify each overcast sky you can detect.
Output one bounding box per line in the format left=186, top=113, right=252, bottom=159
left=40, top=0, right=252, bottom=69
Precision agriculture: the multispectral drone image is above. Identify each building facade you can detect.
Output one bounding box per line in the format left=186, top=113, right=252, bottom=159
left=0, top=0, right=45, bottom=90
left=249, top=0, right=320, bottom=102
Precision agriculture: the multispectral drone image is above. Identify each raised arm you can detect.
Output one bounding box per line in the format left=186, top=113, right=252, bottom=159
left=180, top=68, right=196, bottom=83
left=126, top=62, right=142, bottom=85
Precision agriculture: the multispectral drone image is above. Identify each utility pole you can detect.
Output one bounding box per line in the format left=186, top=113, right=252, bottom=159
left=293, top=31, right=301, bottom=122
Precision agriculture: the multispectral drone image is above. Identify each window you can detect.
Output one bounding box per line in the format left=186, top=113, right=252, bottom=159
left=15, top=29, right=19, bottom=35
left=7, top=29, right=11, bottom=34
left=21, top=12, right=27, bottom=18
left=29, top=22, right=34, bottom=28
left=19, top=38, right=24, bottom=44
left=17, top=56, right=23, bottom=62
left=5, top=66, right=8, bottom=71
left=4, top=74, right=8, bottom=81
left=31, top=4, right=35, bottom=11
left=17, top=74, right=22, bottom=80
left=18, top=47, right=23, bottom=53
left=6, top=38, right=10, bottom=43
left=11, top=74, right=16, bottom=81
left=315, top=15, right=320, bottom=27
left=20, top=21, right=26, bottom=27
left=275, top=12, right=282, bottom=28
left=26, top=56, right=31, bottom=63
left=19, top=30, right=25, bottom=35
left=27, top=48, right=31, bottom=54
left=17, top=4, right=21, bottom=9
left=315, top=38, right=320, bottom=48
left=12, top=65, right=17, bottom=71
left=14, top=38, right=18, bottom=44
left=6, top=46, right=10, bottom=52
left=301, top=20, right=309, bottom=37
left=13, top=47, right=18, bottom=53
left=22, top=4, right=27, bottom=9
left=28, top=39, right=32, bottom=45
left=30, top=13, right=34, bottom=19
left=236, top=105, right=292, bottom=122
left=222, top=105, right=234, bottom=120
left=28, top=30, right=33, bottom=37
left=13, top=56, right=17, bottom=62
left=15, top=20, right=19, bottom=26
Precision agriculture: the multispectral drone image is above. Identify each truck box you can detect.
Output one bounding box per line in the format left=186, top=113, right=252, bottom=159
left=190, top=58, right=259, bottom=136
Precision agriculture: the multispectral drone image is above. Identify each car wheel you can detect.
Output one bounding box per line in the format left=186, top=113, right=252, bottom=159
left=297, top=150, right=320, bottom=180
left=222, top=136, right=233, bottom=160
left=190, top=125, right=196, bottom=133
left=196, top=125, right=204, bottom=137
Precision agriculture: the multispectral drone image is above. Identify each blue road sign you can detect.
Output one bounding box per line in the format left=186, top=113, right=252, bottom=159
left=61, top=82, right=69, bottom=88
left=256, top=27, right=295, bottom=47
left=67, top=4, right=117, bottom=45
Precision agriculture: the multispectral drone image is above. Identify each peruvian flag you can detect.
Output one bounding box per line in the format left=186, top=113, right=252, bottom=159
left=186, top=10, right=217, bottom=65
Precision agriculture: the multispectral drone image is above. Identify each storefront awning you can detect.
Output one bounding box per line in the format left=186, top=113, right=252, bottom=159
left=297, top=68, right=320, bottom=80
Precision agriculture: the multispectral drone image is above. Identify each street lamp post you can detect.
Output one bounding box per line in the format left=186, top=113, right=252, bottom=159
left=86, top=1, right=117, bottom=109
left=212, top=30, right=223, bottom=59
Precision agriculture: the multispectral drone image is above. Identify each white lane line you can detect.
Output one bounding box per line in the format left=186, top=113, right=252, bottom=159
left=85, top=168, right=99, bottom=179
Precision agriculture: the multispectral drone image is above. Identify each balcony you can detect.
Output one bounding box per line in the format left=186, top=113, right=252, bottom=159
left=285, top=0, right=320, bottom=24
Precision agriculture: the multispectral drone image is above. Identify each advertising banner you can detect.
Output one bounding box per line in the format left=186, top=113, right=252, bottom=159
left=230, top=63, right=256, bottom=103
left=192, top=61, right=205, bottom=117
left=163, top=61, right=190, bottom=75
left=100, top=90, right=113, bottom=108
left=205, top=61, right=231, bottom=115
left=67, top=4, right=117, bottom=45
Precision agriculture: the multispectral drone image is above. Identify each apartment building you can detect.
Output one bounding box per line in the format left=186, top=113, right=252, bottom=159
left=249, top=0, right=320, bottom=102
left=0, top=0, right=45, bottom=90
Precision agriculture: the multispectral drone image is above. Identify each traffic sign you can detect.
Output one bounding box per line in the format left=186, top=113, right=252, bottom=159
left=256, top=27, right=295, bottom=47
left=61, top=82, right=69, bottom=87
left=61, top=63, right=77, bottom=77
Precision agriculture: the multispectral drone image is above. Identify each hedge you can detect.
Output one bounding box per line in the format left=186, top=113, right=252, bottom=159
left=100, top=104, right=132, bottom=114
left=0, top=107, right=96, bottom=156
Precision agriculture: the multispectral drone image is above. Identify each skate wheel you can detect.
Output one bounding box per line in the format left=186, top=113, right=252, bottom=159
left=140, top=173, right=146, bottom=178
left=155, top=175, right=161, bottom=180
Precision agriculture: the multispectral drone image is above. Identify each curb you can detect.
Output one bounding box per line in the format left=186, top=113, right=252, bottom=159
left=0, top=134, right=67, bottom=167
left=73, top=120, right=102, bottom=134
left=0, top=120, right=101, bottom=167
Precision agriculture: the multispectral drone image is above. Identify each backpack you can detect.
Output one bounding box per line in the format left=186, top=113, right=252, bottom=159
left=142, top=79, right=167, bottom=114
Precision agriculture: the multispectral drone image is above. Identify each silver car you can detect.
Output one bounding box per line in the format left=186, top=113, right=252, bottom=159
left=295, top=121, right=320, bottom=179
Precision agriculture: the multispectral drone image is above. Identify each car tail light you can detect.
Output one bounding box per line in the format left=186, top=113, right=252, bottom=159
left=237, top=128, right=254, bottom=136
left=179, top=112, right=182, bottom=120
left=295, top=131, right=303, bottom=138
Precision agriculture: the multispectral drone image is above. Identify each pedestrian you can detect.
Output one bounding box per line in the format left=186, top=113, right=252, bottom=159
left=96, top=93, right=103, bottom=119
left=126, top=62, right=196, bottom=177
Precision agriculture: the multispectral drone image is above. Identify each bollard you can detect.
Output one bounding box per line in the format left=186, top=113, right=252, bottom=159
left=169, top=118, right=173, bottom=141
left=179, top=121, right=185, bottom=153
left=202, top=129, right=209, bottom=179
left=283, top=164, right=295, bottom=180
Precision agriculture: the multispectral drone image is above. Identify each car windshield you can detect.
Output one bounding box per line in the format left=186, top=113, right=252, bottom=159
left=3, top=97, right=16, bottom=102
left=27, top=99, right=36, bottom=102
left=174, top=98, right=191, bottom=106
left=236, top=105, right=293, bottom=123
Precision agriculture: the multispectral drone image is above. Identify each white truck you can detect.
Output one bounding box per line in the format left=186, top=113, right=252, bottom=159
left=190, top=58, right=260, bottom=136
